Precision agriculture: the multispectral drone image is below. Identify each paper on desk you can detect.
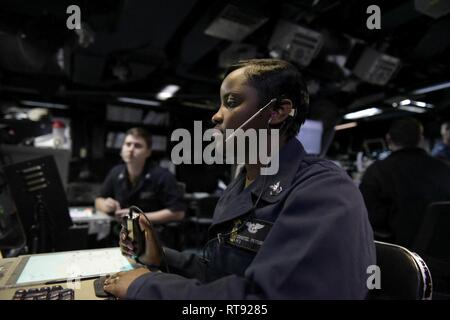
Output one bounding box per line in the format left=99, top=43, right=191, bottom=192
left=88, top=222, right=111, bottom=241
left=69, top=207, right=94, bottom=219
left=70, top=207, right=111, bottom=241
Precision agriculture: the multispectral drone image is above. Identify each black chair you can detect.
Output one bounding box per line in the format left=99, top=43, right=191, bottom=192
left=157, top=182, right=189, bottom=251
left=413, top=201, right=450, bottom=299
left=66, top=182, right=102, bottom=206
left=187, top=196, right=219, bottom=248
left=369, top=241, right=432, bottom=300
left=189, top=196, right=219, bottom=224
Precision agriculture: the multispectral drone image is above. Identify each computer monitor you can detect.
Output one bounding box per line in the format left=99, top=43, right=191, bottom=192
left=2, top=156, right=73, bottom=253
left=0, top=145, right=70, bottom=190
left=297, top=119, right=323, bottom=155
left=0, top=180, right=27, bottom=252
left=363, top=138, right=387, bottom=159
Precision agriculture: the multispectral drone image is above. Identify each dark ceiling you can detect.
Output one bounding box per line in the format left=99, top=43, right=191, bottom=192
left=0, top=0, right=449, bottom=118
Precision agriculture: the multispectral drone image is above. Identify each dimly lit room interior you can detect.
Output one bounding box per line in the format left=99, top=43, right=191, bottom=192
left=0, top=0, right=449, bottom=302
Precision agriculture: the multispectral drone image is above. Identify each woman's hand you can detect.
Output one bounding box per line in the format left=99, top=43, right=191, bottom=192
left=103, top=268, right=151, bottom=299
left=119, top=215, right=163, bottom=267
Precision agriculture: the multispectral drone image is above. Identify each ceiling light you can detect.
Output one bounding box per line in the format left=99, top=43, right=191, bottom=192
left=335, top=122, right=358, bottom=131
left=20, top=100, right=68, bottom=110
left=117, top=97, right=161, bottom=107
left=414, top=101, right=427, bottom=107
left=398, top=105, right=427, bottom=113
left=412, top=81, right=450, bottom=95
left=399, top=99, right=411, bottom=106
left=344, top=108, right=382, bottom=120
left=156, top=85, right=180, bottom=101
left=393, top=99, right=434, bottom=109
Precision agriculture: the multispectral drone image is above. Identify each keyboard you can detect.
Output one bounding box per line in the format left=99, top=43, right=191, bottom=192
left=12, top=285, right=74, bottom=300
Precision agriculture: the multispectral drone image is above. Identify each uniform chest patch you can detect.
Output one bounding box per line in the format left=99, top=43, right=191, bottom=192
left=226, top=218, right=273, bottom=253
left=139, top=191, right=155, bottom=199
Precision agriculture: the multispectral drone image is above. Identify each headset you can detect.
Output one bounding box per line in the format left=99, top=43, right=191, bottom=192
left=224, top=96, right=297, bottom=143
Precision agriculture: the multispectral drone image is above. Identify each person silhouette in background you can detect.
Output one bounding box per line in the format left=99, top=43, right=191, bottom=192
left=360, top=117, right=450, bottom=248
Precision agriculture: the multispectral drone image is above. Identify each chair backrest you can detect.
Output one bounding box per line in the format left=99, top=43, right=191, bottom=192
left=413, top=201, right=450, bottom=260
left=369, top=241, right=433, bottom=300
left=413, top=202, right=450, bottom=298
left=177, top=182, right=186, bottom=197
left=194, top=196, right=220, bottom=219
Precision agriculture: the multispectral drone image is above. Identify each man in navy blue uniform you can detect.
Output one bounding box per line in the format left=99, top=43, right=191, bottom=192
left=431, top=121, right=450, bottom=162
left=104, top=59, right=376, bottom=299
left=95, top=127, right=185, bottom=223
left=360, top=118, right=450, bottom=248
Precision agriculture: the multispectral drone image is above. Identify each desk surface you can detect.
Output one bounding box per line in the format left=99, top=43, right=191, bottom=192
left=0, top=247, right=136, bottom=300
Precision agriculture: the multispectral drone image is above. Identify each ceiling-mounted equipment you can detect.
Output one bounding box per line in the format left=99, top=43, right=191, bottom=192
left=204, top=4, right=268, bottom=42
left=352, top=47, right=400, bottom=86
left=268, top=20, right=323, bottom=67
left=414, top=0, right=450, bottom=19
left=391, top=99, right=434, bottom=113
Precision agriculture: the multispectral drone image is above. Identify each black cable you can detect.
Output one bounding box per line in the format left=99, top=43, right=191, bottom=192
left=201, top=171, right=269, bottom=263
left=40, top=198, right=57, bottom=252
left=31, top=200, right=41, bottom=253
left=201, top=119, right=275, bottom=262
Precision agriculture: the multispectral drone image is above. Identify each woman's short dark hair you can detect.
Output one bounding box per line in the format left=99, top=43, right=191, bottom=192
left=225, top=59, right=309, bottom=139
left=126, top=127, right=152, bottom=149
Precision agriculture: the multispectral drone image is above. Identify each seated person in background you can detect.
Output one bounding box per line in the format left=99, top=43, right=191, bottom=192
left=431, top=121, right=450, bottom=162
left=104, top=59, right=375, bottom=300
left=360, top=117, right=450, bottom=248
left=95, top=127, right=185, bottom=224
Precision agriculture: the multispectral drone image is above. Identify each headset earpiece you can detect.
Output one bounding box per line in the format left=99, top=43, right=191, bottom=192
left=275, top=96, right=296, bottom=118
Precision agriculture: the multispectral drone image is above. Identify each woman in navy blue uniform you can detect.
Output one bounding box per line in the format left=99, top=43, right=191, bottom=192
left=104, top=59, right=376, bottom=299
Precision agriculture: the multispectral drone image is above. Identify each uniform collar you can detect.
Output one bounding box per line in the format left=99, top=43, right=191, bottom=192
left=391, top=147, right=427, bottom=156
left=118, top=162, right=153, bottom=193
left=247, top=138, right=306, bottom=204
left=211, top=138, right=306, bottom=226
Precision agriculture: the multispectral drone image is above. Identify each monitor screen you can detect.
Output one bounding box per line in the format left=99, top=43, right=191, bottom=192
left=3, top=155, right=73, bottom=253
left=296, top=119, right=323, bottom=155
left=0, top=145, right=70, bottom=190
left=16, top=248, right=134, bottom=285
left=363, top=138, right=387, bottom=158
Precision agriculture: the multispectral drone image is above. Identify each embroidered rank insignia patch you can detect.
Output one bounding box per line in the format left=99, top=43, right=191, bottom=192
left=139, top=191, right=155, bottom=199
left=226, top=218, right=273, bottom=252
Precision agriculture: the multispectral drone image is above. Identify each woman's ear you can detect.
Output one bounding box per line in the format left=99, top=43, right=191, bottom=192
left=269, top=98, right=293, bottom=125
